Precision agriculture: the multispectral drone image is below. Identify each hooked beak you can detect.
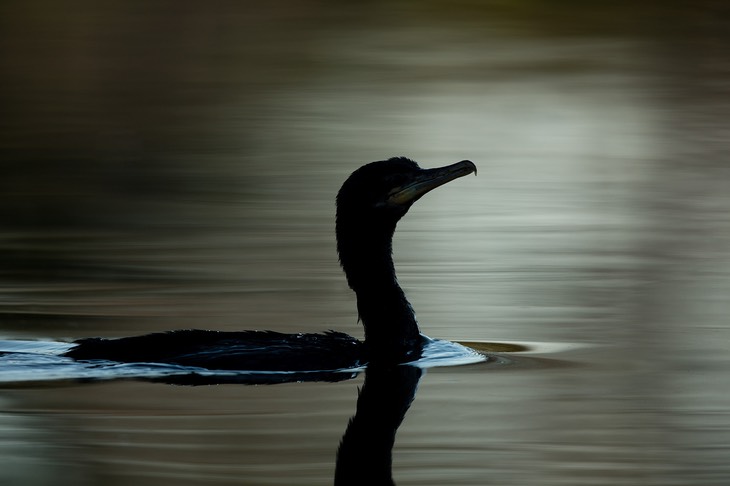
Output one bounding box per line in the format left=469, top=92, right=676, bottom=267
left=387, top=160, right=477, bottom=206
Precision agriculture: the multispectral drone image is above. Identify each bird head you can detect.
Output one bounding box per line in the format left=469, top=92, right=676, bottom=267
left=336, top=157, right=477, bottom=226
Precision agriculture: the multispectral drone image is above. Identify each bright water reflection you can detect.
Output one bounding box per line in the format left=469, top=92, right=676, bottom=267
left=2, top=2, right=730, bottom=485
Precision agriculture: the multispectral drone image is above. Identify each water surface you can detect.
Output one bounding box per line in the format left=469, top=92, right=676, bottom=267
left=2, top=2, right=729, bottom=485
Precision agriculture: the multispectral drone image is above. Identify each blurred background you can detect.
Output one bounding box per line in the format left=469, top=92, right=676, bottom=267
left=1, top=1, right=729, bottom=485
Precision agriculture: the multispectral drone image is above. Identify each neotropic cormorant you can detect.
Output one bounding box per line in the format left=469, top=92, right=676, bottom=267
left=64, top=157, right=477, bottom=371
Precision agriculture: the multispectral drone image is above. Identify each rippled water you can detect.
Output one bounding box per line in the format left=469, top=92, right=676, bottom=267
left=2, top=2, right=730, bottom=485
left=0, top=336, right=491, bottom=386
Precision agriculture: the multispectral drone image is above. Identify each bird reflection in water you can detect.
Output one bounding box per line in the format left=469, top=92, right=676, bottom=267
left=155, top=362, right=423, bottom=485
left=140, top=358, right=422, bottom=485
left=335, top=364, right=422, bottom=486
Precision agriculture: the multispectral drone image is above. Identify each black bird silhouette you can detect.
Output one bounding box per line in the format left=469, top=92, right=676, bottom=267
left=64, top=157, right=477, bottom=372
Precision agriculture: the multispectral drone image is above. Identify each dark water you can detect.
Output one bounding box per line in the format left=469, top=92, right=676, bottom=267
left=2, top=2, right=730, bottom=485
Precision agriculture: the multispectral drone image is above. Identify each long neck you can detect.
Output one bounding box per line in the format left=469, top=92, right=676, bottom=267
left=337, top=216, right=422, bottom=362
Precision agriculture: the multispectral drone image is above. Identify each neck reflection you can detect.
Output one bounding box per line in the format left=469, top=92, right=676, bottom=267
left=335, top=364, right=423, bottom=486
